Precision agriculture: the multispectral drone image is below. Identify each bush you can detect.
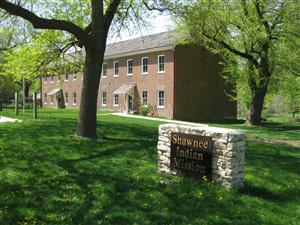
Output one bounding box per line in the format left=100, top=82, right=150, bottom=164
left=139, top=104, right=151, bottom=116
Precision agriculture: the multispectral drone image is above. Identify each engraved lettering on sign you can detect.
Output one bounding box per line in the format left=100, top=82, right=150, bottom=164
left=171, top=133, right=212, bottom=179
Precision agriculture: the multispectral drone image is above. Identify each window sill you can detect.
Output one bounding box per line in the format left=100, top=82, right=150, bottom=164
left=157, top=71, right=165, bottom=74
left=127, top=74, right=133, bottom=76
left=113, top=75, right=119, bottom=78
left=141, top=72, right=148, bottom=75
left=101, top=104, right=107, bottom=107
left=73, top=103, right=77, bottom=106
left=157, top=106, right=165, bottom=109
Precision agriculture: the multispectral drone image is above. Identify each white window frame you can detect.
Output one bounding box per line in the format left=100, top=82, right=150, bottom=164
left=113, top=61, right=119, bottom=77
left=113, top=94, right=119, bottom=106
left=142, top=90, right=148, bottom=105
left=65, top=74, right=69, bottom=82
left=102, top=63, right=107, bottom=78
left=127, top=59, right=133, bottom=76
left=73, top=92, right=77, bottom=105
left=50, top=96, right=54, bottom=105
left=157, top=90, right=165, bottom=108
left=73, top=73, right=77, bottom=81
left=141, top=57, right=148, bottom=74
left=102, top=91, right=107, bottom=106
left=65, top=93, right=69, bottom=105
left=157, top=55, right=165, bottom=73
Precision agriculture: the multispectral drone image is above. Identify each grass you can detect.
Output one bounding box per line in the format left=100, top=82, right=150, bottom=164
left=0, top=108, right=300, bottom=225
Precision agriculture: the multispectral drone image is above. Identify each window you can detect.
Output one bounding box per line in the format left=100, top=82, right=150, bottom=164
left=142, top=91, right=148, bottom=104
left=65, top=74, right=69, bottom=81
left=73, top=73, right=77, bottom=81
left=44, top=76, right=47, bottom=83
left=50, top=76, right=54, bottom=83
left=102, top=63, right=107, bottom=78
left=141, top=57, right=148, bottom=74
left=158, top=55, right=165, bottom=73
left=57, top=75, right=61, bottom=82
left=113, top=94, right=119, bottom=106
left=44, top=93, right=47, bottom=104
left=113, top=61, right=119, bottom=77
left=65, top=93, right=68, bottom=105
left=50, top=96, right=54, bottom=105
left=102, top=92, right=107, bottom=106
left=127, top=59, right=133, bottom=75
left=158, top=91, right=165, bottom=108
left=73, top=92, right=77, bottom=105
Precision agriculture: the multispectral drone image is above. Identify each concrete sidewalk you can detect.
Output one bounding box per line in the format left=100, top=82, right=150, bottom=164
left=110, top=113, right=209, bottom=127
left=0, top=116, right=22, bottom=123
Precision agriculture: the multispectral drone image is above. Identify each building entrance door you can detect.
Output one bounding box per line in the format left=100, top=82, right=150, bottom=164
left=128, top=95, right=133, bottom=113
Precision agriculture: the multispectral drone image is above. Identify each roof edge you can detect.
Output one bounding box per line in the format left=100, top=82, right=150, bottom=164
left=104, top=45, right=174, bottom=60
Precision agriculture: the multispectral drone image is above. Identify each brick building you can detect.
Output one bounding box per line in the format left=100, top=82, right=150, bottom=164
left=42, top=31, right=236, bottom=120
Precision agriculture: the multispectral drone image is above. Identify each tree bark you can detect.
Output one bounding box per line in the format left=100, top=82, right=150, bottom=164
left=247, top=85, right=268, bottom=125
left=76, top=45, right=104, bottom=138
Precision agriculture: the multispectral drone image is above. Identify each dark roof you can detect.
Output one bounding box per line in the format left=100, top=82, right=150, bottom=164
left=105, top=31, right=175, bottom=57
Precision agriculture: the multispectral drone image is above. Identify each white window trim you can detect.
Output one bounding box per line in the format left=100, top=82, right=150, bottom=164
left=73, top=93, right=77, bottom=105
left=65, top=94, right=68, bottom=105
left=141, top=90, right=148, bottom=105
left=113, top=94, right=119, bottom=106
left=157, top=90, right=165, bottom=109
left=127, top=59, right=133, bottom=76
left=73, top=73, right=77, bottom=81
left=141, top=57, right=148, bottom=75
left=65, top=74, right=69, bottom=82
left=113, top=61, right=119, bottom=77
left=157, top=55, right=165, bottom=73
left=102, top=92, right=107, bottom=106
left=102, top=63, right=107, bottom=78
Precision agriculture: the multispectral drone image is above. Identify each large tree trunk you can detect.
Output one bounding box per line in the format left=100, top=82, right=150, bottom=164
left=76, top=45, right=104, bottom=138
left=247, top=85, right=268, bottom=125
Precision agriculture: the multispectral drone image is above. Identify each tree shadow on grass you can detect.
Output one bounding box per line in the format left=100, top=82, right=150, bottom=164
left=1, top=115, right=300, bottom=224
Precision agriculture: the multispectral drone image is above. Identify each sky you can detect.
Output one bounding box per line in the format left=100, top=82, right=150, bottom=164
left=108, top=13, right=175, bottom=43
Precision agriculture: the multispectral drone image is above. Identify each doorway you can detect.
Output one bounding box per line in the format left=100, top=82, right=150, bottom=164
left=127, top=95, right=133, bottom=113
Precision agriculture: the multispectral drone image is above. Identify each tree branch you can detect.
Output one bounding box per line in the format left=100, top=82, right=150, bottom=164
left=104, top=0, right=121, bottom=34
left=0, top=0, right=89, bottom=43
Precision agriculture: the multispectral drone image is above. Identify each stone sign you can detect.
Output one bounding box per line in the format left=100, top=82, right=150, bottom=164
left=157, top=124, right=245, bottom=189
left=170, top=132, right=212, bottom=179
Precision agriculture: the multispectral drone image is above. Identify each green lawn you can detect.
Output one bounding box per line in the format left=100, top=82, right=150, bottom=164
left=0, top=109, right=299, bottom=225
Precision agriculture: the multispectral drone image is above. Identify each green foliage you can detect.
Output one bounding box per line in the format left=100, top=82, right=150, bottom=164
left=0, top=109, right=300, bottom=224
left=177, top=0, right=300, bottom=117
left=0, top=75, right=18, bottom=98
left=139, top=103, right=152, bottom=116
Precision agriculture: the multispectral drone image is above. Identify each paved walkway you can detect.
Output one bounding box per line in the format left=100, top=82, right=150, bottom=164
left=109, top=113, right=209, bottom=127
left=0, top=116, right=22, bottom=123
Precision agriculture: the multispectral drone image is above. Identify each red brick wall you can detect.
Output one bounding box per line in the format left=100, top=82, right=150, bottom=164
left=42, top=49, right=175, bottom=118
left=41, top=73, right=83, bottom=109
left=174, top=45, right=237, bottom=121
left=99, top=49, right=175, bottom=118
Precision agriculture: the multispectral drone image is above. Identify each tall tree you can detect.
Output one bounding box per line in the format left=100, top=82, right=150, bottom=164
left=177, top=0, right=300, bottom=125
left=0, top=0, right=171, bottom=138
